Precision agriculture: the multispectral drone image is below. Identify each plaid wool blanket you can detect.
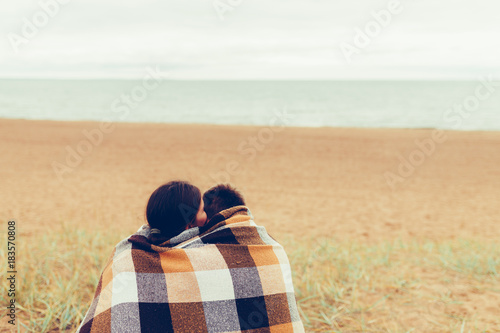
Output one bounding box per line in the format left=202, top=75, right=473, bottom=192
left=77, top=206, right=304, bottom=333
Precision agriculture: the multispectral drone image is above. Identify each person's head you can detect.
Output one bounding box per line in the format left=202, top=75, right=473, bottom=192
left=146, top=180, right=207, bottom=239
left=202, top=184, right=246, bottom=220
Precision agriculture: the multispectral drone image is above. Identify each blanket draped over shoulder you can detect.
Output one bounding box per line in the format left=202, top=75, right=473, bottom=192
left=77, top=206, right=305, bottom=333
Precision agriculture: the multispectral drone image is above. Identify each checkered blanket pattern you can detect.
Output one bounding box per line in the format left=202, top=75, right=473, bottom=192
left=76, top=206, right=305, bottom=332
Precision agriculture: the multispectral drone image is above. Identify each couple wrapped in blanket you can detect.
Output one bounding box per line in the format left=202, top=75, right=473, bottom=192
left=77, top=182, right=305, bottom=333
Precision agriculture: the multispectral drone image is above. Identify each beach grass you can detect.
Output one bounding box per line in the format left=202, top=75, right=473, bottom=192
left=1, top=229, right=499, bottom=332
left=282, top=237, right=500, bottom=332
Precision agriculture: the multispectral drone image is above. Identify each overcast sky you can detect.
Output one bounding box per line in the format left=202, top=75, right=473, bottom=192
left=1, top=0, right=499, bottom=79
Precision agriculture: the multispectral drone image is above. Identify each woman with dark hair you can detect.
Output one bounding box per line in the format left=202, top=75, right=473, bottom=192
left=146, top=180, right=207, bottom=242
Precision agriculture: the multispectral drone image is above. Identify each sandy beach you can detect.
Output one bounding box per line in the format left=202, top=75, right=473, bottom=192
left=1, top=118, right=499, bottom=241
left=1, top=118, right=500, bottom=331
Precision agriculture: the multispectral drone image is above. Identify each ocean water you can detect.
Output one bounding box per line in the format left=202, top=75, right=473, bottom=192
left=0, top=80, right=499, bottom=130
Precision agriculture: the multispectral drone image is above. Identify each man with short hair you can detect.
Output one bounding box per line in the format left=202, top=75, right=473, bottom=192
left=202, top=184, right=246, bottom=221
left=199, top=183, right=305, bottom=331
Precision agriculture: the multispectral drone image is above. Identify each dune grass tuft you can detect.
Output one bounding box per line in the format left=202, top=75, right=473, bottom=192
left=283, top=237, right=500, bottom=332
left=1, top=229, right=499, bottom=332
left=0, top=227, right=124, bottom=332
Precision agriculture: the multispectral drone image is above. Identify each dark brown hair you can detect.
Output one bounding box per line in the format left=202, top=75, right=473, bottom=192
left=146, top=180, right=201, bottom=240
left=202, top=184, right=245, bottom=220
